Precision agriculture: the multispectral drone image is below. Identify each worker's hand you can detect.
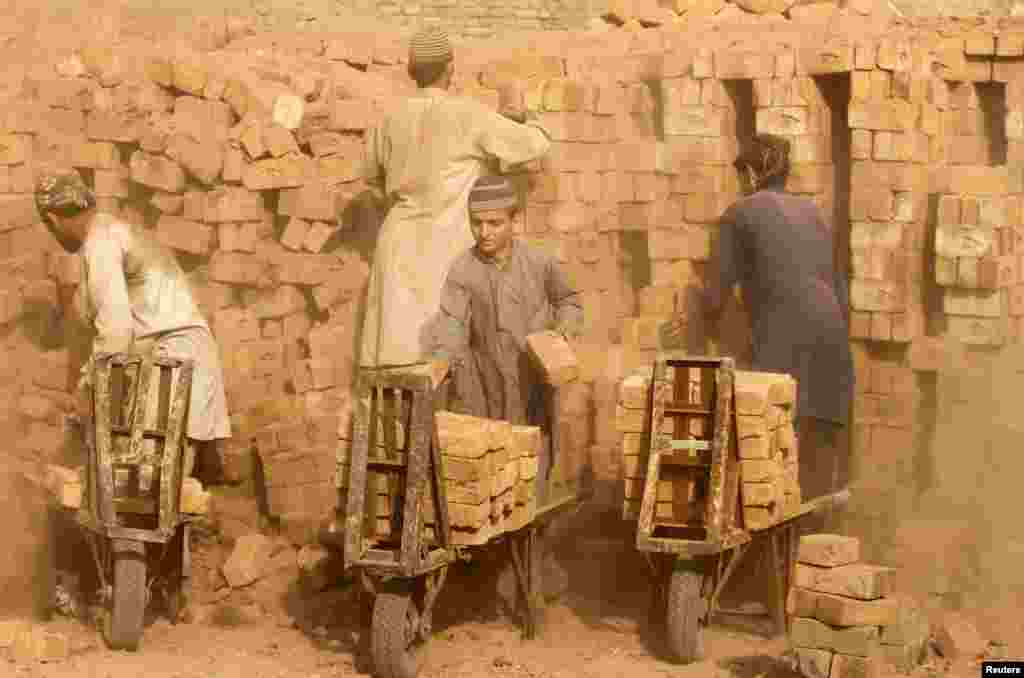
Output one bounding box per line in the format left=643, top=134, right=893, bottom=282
left=660, top=315, right=688, bottom=350
left=499, top=107, right=528, bottom=124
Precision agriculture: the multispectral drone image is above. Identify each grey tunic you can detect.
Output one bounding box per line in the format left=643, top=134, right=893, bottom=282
left=706, top=188, right=854, bottom=425
left=433, top=240, right=583, bottom=428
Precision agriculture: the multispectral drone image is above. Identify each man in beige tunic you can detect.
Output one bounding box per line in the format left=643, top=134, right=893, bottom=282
left=360, top=27, right=553, bottom=369
left=35, top=169, right=232, bottom=485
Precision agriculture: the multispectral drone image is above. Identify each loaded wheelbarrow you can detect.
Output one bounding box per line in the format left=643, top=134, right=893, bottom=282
left=52, top=352, right=200, bottom=650
left=336, top=363, right=588, bottom=678
left=630, top=353, right=844, bottom=664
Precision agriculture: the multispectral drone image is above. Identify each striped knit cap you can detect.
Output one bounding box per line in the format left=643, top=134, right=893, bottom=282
left=468, top=175, right=518, bottom=213
left=409, top=27, right=453, bottom=65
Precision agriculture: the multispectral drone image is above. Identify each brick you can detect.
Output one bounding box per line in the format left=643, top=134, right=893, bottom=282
left=11, top=626, right=70, bottom=664
left=172, top=56, right=209, bottom=96
left=278, top=183, right=339, bottom=222
left=849, top=100, right=916, bottom=131
left=129, top=150, right=185, bottom=193
left=526, top=331, right=579, bottom=386
left=879, top=596, right=928, bottom=646
left=798, top=534, right=861, bottom=567
left=209, top=253, right=271, bottom=287
left=791, top=617, right=880, bottom=657
left=243, top=153, right=314, bottom=191
left=935, top=225, right=994, bottom=259
left=734, top=371, right=796, bottom=414
left=264, top=124, right=299, bottom=158
left=816, top=591, right=900, bottom=627
left=942, top=289, right=1001, bottom=318
left=155, top=215, right=214, bottom=256
left=275, top=216, right=310, bottom=255
left=793, top=563, right=894, bottom=600
left=829, top=653, right=876, bottom=678
left=799, top=45, right=854, bottom=74
left=795, top=648, right=833, bottom=678
left=714, top=51, right=774, bottom=79
left=663, top=104, right=723, bottom=137
left=222, top=534, right=277, bottom=588
left=850, top=280, right=904, bottom=313
left=163, top=134, right=223, bottom=186
left=204, top=186, right=267, bottom=223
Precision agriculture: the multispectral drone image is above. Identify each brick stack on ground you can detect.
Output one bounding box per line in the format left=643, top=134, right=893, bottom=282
left=788, top=534, right=928, bottom=678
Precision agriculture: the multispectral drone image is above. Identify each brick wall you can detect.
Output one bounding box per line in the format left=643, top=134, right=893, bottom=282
left=2, top=7, right=1024, bottom=611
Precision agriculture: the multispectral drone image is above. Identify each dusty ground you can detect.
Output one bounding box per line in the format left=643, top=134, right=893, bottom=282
left=4, top=512, right=1015, bottom=678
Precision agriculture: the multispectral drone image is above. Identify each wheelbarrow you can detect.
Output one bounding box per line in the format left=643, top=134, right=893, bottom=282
left=63, top=352, right=196, bottom=650
left=632, top=353, right=841, bottom=663
left=339, top=363, right=588, bottom=678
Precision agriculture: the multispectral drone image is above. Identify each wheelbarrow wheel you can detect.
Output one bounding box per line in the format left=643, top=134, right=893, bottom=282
left=665, top=562, right=706, bottom=665
left=104, top=539, right=147, bottom=651
left=371, top=590, right=424, bottom=678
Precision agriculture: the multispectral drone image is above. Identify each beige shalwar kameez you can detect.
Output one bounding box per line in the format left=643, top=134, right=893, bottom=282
left=359, top=87, right=552, bottom=368
left=74, top=213, right=232, bottom=448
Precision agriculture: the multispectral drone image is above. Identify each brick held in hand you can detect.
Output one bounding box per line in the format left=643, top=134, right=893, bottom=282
left=526, top=330, right=579, bottom=386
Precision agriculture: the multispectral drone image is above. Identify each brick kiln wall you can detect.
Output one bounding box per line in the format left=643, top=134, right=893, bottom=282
left=2, top=6, right=1024, bottom=610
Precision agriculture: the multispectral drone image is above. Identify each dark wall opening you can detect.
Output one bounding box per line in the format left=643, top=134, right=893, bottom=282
left=723, top=80, right=756, bottom=154
left=976, top=81, right=1008, bottom=167
left=814, top=74, right=852, bottom=287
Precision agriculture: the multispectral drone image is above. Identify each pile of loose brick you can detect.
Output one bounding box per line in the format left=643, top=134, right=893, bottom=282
left=789, top=534, right=929, bottom=677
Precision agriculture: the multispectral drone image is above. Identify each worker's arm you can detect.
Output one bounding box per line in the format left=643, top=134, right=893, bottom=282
left=76, top=227, right=134, bottom=395
left=362, top=122, right=390, bottom=205
left=545, top=258, right=584, bottom=341
left=432, top=272, right=472, bottom=363
left=705, top=206, right=743, bottom=328
left=475, top=105, right=552, bottom=166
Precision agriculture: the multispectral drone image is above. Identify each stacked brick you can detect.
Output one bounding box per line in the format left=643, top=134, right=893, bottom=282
left=618, top=367, right=800, bottom=529
left=932, top=190, right=1010, bottom=346
left=846, top=39, right=928, bottom=345
left=335, top=407, right=541, bottom=547
left=617, top=371, right=659, bottom=520
left=734, top=370, right=800, bottom=529
left=788, top=534, right=926, bottom=678
left=849, top=347, right=921, bottom=527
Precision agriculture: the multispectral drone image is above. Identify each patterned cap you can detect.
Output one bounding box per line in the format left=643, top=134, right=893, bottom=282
left=35, top=168, right=94, bottom=213
left=409, top=27, right=453, bottom=65
left=468, top=175, right=518, bottom=213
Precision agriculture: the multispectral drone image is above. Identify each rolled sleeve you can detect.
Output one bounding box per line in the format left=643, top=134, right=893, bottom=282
left=475, top=108, right=552, bottom=166
left=545, top=259, right=584, bottom=339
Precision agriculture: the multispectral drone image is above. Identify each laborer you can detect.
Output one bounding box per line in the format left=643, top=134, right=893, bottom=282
left=431, top=175, right=584, bottom=502
left=432, top=175, right=583, bottom=612
left=34, top=168, right=232, bottom=486
left=700, top=134, right=855, bottom=505
left=359, top=27, right=553, bottom=370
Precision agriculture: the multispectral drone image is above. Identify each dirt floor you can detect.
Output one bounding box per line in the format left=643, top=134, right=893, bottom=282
left=4, top=511, right=1013, bottom=678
